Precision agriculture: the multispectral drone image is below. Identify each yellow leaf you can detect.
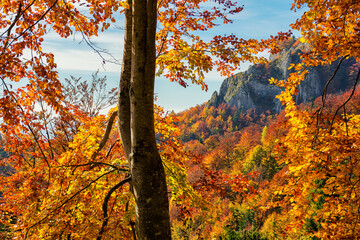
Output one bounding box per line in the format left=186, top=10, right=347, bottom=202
left=351, top=192, right=356, bottom=199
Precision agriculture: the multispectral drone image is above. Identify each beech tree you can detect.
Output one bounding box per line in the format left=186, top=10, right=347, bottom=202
left=118, top=0, right=171, bottom=238
left=0, top=0, right=290, bottom=239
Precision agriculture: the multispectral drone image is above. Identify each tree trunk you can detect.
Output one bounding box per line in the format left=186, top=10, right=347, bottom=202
left=118, top=0, right=132, bottom=159
left=118, top=0, right=171, bottom=239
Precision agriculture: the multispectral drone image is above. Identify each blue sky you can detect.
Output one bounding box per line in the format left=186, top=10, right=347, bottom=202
left=44, top=0, right=305, bottom=113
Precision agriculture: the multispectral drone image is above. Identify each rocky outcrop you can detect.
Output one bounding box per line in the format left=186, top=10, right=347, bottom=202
left=207, top=41, right=357, bottom=113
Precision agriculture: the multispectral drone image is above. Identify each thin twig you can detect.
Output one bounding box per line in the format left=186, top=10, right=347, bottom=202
left=1, top=1, right=22, bottom=52
left=344, top=105, right=349, bottom=137
left=3, top=0, right=59, bottom=54
left=57, top=162, right=128, bottom=172
left=39, top=98, right=55, bottom=159
left=316, top=55, right=349, bottom=126
left=330, top=67, right=360, bottom=133
left=156, top=0, right=188, bottom=59
left=61, top=0, right=121, bottom=66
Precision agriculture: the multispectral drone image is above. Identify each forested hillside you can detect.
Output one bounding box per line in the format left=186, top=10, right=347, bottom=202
left=173, top=36, right=360, bottom=238
left=174, top=88, right=360, bottom=239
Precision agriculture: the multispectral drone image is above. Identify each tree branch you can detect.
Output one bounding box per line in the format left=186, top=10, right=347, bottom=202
left=0, top=77, right=51, bottom=182
left=57, top=162, right=128, bottom=172
left=2, top=0, right=59, bottom=54
left=106, top=139, right=120, bottom=158
left=97, top=176, right=132, bottom=240
left=91, top=110, right=118, bottom=161
left=316, top=55, right=349, bottom=125
left=330, top=66, right=360, bottom=133
left=24, top=169, right=117, bottom=240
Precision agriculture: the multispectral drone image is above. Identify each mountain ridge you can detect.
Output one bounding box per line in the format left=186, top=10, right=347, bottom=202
left=207, top=38, right=357, bottom=113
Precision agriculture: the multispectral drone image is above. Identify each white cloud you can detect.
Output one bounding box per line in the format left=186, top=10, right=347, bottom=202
left=52, top=49, right=120, bottom=72
left=42, top=30, right=124, bottom=73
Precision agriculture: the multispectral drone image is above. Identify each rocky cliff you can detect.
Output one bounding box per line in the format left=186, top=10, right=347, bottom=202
left=207, top=40, right=357, bottom=113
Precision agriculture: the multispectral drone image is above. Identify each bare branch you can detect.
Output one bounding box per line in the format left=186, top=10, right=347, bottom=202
left=91, top=110, right=118, bottom=161
left=61, top=0, right=121, bottom=66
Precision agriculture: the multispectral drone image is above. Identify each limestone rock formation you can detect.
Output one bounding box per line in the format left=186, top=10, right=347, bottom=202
left=207, top=40, right=357, bottom=113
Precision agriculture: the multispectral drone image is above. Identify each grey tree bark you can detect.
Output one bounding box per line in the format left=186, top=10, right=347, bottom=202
left=118, top=0, right=132, bottom=160
left=118, top=0, right=172, bottom=239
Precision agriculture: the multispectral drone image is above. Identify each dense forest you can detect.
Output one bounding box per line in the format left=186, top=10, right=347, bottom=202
left=174, top=86, right=360, bottom=239
left=1, top=0, right=360, bottom=239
